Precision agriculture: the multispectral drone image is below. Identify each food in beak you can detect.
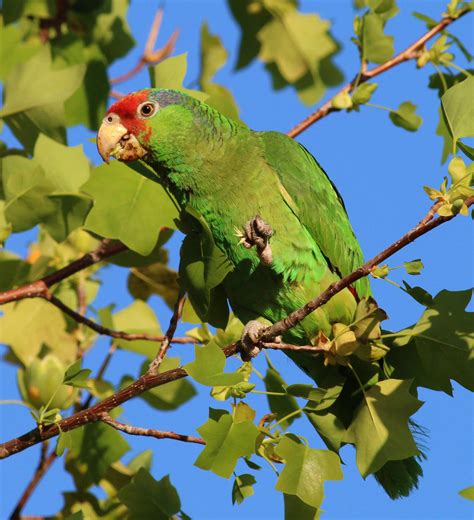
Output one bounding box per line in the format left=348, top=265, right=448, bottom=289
left=97, top=120, right=148, bottom=163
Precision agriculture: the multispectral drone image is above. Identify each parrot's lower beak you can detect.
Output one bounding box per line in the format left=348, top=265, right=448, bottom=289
left=97, top=120, right=148, bottom=164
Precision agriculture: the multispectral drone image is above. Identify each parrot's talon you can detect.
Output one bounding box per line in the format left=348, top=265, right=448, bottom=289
left=238, top=215, right=274, bottom=265
left=240, top=320, right=267, bottom=361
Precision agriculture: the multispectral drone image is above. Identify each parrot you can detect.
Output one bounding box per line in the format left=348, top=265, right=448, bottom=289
left=97, top=88, right=423, bottom=499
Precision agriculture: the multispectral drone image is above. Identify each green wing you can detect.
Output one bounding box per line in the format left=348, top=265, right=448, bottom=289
left=259, top=131, right=370, bottom=298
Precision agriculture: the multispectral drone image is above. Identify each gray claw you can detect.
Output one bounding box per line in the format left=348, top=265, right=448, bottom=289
left=240, top=320, right=266, bottom=361
left=238, top=215, right=274, bottom=265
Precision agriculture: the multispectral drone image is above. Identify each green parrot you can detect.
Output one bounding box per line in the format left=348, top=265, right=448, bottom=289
left=97, top=88, right=423, bottom=498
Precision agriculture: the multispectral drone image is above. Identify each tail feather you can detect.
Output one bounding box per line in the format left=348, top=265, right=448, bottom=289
left=373, top=456, right=424, bottom=499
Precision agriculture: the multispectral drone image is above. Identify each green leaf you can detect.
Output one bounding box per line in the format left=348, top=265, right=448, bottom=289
left=257, top=10, right=341, bottom=105
left=0, top=46, right=85, bottom=117
left=459, top=486, right=474, bottom=501
left=284, top=494, right=320, bottom=520
left=332, top=92, right=353, bottom=110
left=0, top=24, right=41, bottom=80
left=227, top=0, right=273, bottom=70
left=65, top=59, right=110, bottom=131
left=2, top=155, right=57, bottom=232
left=179, top=208, right=233, bottom=328
left=127, top=253, right=179, bottom=308
left=0, top=251, right=30, bottom=291
left=389, top=101, right=422, bottom=131
left=199, top=23, right=240, bottom=120
left=394, top=289, right=474, bottom=393
left=185, top=342, right=244, bottom=387
left=362, top=13, right=394, bottom=63
left=344, top=379, right=423, bottom=477
left=66, top=422, right=130, bottom=489
left=0, top=299, right=76, bottom=365
left=232, top=473, right=256, bottom=504
left=403, top=259, right=424, bottom=275
left=113, top=300, right=162, bottom=359
left=275, top=435, right=343, bottom=508
left=264, top=358, right=300, bottom=429
left=82, top=161, right=178, bottom=255
left=56, top=430, right=74, bottom=457
left=352, top=82, right=378, bottom=106
left=63, top=360, right=92, bottom=389
left=149, top=53, right=208, bottom=102
left=43, top=194, right=93, bottom=243
left=442, top=76, right=474, bottom=145
left=33, top=134, right=90, bottom=192
left=118, top=469, right=181, bottom=520
left=194, top=408, right=259, bottom=478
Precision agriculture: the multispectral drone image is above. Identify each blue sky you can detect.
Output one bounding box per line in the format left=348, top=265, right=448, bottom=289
left=1, top=1, right=473, bottom=518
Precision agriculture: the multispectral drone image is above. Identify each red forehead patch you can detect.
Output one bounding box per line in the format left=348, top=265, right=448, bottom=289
left=107, top=90, right=152, bottom=142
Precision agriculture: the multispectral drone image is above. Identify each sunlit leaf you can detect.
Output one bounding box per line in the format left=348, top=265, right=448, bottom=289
left=344, top=379, right=423, bottom=477
left=194, top=408, right=259, bottom=478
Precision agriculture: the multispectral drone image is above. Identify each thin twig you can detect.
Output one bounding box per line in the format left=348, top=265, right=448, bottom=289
left=261, top=342, right=326, bottom=353
left=1, top=198, right=471, bottom=459
left=0, top=239, right=127, bottom=305
left=148, top=292, right=187, bottom=374
left=100, top=413, right=204, bottom=445
left=8, top=443, right=57, bottom=520
left=43, top=293, right=197, bottom=345
left=109, top=8, right=179, bottom=86
left=260, top=197, right=474, bottom=342
left=287, top=9, right=471, bottom=138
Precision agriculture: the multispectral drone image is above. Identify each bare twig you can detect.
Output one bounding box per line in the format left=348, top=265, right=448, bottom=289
left=9, top=443, right=57, bottom=520
left=260, top=197, right=474, bottom=341
left=43, top=293, right=197, bottom=345
left=287, top=9, right=471, bottom=138
left=148, top=292, right=187, bottom=374
left=261, top=342, right=326, bottom=353
left=109, top=8, right=179, bottom=86
left=1, top=198, right=471, bottom=459
left=100, top=413, right=204, bottom=445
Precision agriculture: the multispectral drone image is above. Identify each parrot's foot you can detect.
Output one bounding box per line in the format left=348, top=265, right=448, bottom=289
left=237, top=215, right=274, bottom=265
left=240, top=320, right=267, bottom=361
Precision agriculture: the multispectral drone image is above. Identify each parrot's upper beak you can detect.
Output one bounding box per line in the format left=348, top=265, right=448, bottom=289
left=97, top=114, right=148, bottom=163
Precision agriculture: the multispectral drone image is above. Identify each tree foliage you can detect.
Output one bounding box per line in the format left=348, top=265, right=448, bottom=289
left=0, top=0, right=473, bottom=518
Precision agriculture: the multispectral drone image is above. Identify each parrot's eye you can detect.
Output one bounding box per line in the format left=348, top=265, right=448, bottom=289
left=138, top=101, right=158, bottom=118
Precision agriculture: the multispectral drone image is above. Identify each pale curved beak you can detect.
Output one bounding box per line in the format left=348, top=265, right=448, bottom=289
left=97, top=119, right=148, bottom=164
left=97, top=120, right=129, bottom=164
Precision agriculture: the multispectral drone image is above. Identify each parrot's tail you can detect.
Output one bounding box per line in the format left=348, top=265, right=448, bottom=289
left=373, top=420, right=428, bottom=499
left=373, top=456, right=424, bottom=499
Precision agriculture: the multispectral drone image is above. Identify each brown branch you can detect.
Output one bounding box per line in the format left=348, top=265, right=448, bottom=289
left=100, top=413, right=204, bottom=445
left=9, top=443, right=57, bottom=520
left=261, top=342, right=326, bottom=353
left=0, top=239, right=126, bottom=305
left=148, top=292, right=187, bottom=374
left=109, top=8, right=179, bottom=86
left=260, top=197, right=474, bottom=341
left=1, top=198, right=471, bottom=460
left=43, top=293, right=197, bottom=345
left=287, top=9, right=471, bottom=138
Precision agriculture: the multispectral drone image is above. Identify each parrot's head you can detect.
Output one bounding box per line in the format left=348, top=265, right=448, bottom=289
left=97, top=88, right=199, bottom=165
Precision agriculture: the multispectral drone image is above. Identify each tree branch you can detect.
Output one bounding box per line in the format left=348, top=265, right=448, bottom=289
left=109, top=8, right=179, bottom=86
left=43, top=293, right=197, bottom=345
left=287, top=9, right=471, bottom=138
left=260, top=197, right=474, bottom=341
left=1, top=198, right=471, bottom=459
left=148, top=292, right=187, bottom=374
left=100, top=413, right=204, bottom=445
left=9, top=443, right=57, bottom=520
left=0, top=239, right=126, bottom=305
